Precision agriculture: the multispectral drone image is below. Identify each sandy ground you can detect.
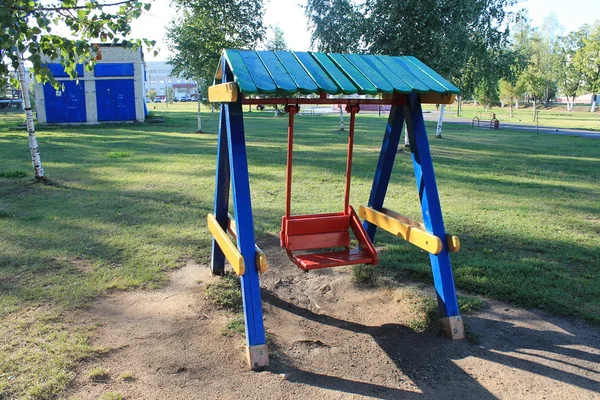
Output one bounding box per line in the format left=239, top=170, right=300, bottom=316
left=69, top=240, right=600, bottom=399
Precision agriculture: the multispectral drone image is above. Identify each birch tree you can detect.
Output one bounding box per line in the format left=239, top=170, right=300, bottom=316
left=265, top=25, right=289, bottom=52
left=166, top=0, right=266, bottom=133
left=1, top=0, right=155, bottom=180
left=573, top=22, right=600, bottom=112
left=557, top=30, right=587, bottom=111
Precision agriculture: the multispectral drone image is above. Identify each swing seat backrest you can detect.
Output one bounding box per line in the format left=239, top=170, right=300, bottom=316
left=281, top=212, right=351, bottom=251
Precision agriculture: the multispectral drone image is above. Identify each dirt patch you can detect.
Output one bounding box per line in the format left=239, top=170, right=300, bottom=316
left=69, top=241, right=600, bottom=399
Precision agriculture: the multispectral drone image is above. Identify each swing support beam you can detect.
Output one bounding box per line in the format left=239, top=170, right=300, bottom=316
left=208, top=51, right=465, bottom=370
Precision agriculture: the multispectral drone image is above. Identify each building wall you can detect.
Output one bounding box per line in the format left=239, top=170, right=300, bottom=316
left=145, top=61, right=197, bottom=98
left=35, top=46, right=145, bottom=124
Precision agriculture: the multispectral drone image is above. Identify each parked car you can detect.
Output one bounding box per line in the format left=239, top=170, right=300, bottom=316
left=154, top=97, right=164, bottom=103
left=174, top=94, right=191, bottom=102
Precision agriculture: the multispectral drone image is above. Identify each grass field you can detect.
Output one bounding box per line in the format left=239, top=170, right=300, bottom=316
left=1, top=102, right=599, bottom=397
left=422, top=102, right=600, bottom=131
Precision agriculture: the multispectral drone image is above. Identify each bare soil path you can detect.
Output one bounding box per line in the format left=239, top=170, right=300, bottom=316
left=69, top=240, right=600, bottom=399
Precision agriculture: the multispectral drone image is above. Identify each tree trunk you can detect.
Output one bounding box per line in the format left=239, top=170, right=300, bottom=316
left=532, top=98, right=536, bottom=119
left=435, top=104, right=445, bottom=138
left=16, top=50, right=45, bottom=180
left=485, top=104, right=489, bottom=112
left=591, top=94, right=597, bottom=113
left=197, top=79, right=203, bottom=132
left=509, top=104, right=513, bottom=117
left=456, top=96, right=461, bottom=117
left=474, top=99, right=478, bottom=107
left=339, top=104, right=344, bottom=130
left=515, top=98, right=518, bottom=109
left=197, top=98, right=202, bottom=132
left=404, top=125, right=410, bottom=147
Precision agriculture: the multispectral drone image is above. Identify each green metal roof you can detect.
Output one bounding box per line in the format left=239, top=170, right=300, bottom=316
left=217, top=49, right=460, bottom=96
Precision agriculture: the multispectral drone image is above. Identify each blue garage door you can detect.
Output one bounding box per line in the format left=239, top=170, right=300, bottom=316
left=43, top=81, right=87, bottom=123
left=96, top=79, right=136, bottom=121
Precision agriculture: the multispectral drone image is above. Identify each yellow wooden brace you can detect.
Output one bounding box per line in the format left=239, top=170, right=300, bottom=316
left=227, top=215, right=268, bottom=274
left=359, top=206, right=446, bottom=254
left=207, top=213, right=245, bottom=276
left=446, top=234, right=460, bottom=253
left=419, top=93, right=456, bottom=105
left=208, top=82, right=238, bottom=103
left=380, top=208, right=458, bottom=252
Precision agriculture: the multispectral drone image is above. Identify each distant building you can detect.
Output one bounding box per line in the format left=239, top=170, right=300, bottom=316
left=145, top=61, right=197, bottom=99
left=555, top=93, right=597, bottom=105
left=35, top=45, right=146, bottom=123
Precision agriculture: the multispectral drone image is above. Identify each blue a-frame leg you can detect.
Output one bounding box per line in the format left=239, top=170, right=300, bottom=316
left=210, top=63, right=268, bottom=369
left=364, top=95, right=464, bottom=339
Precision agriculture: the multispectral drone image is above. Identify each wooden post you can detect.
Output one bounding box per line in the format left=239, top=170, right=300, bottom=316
left=404, top=93, right=464, bottom=340
left=216, top=58, right=268, bottom=369
left=363, top=105, right=405, bottom=241
left=210, top=106, right=230, bottom=275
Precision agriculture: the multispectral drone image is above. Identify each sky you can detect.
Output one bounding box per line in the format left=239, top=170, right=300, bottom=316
left=132, top=0, right=600, bottom=61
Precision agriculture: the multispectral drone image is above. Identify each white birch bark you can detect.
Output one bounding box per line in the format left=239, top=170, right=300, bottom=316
left=16, top=50, right=45, bottom=180
left=456, top=96, right=461, bottom=117
left=404, top=124, right=410, bottom=147
left=339, top=104, right=344, bottom=130
left=197, top=96, right=202, bottom=132
left=435, top=104, right=445, bottom=138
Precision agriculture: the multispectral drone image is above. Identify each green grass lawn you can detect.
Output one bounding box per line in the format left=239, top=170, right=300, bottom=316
left=422, top=102, right=600, bottom=131
left=1, top=102, right=599, bottom=397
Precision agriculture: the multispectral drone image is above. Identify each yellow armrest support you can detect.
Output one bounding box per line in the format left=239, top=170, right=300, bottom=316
left=227, top=215, right=268, bottom=274
left=207, top=213, right=245, bottom=276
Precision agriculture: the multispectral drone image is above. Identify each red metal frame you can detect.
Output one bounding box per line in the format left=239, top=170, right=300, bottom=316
left=243, top=96, right=407, bottom=106
left=285, top=105, right=298, bottom=218
left=279, top=104, right=378, bottom=271
left=344, top=105, right=358, bottom=213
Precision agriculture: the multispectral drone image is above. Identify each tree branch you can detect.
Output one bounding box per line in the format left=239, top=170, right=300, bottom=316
left=7, top=0, right=138, bottom=12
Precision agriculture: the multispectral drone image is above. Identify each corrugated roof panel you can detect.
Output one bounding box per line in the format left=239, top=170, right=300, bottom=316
left=274, top=51, right=319, bottom=94
left=293, top=52, right=340, bottom=94
left=361, top=55, right=412, bottom=93
left=379, top=55, right=430, bottom=93
left=238, top=50, right=277, bottom=93
left=222, top=50, right=258, bottom=94
left=343, top=54, right=394, bottom=94
left=256, top=51, right=298, bottom=95
left=329, top=53, right=379, bottom=95
left=393, top=57, right=447, bottom=94
left=310, top=52, right=358, bottom=95
left=219, top=49, right=460, bottom=97
left=403, top=56, right=461, bottom=94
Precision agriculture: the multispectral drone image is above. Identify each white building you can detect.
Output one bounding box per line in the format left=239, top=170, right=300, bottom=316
left=145, top=61, right=197, bottom=99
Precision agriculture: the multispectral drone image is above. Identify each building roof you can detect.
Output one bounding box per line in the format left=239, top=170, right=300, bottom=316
left=215, top=49, right=460, bottom=97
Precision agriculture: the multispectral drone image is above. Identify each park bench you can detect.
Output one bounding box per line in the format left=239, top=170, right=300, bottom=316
left=472, top=112, right=499, bottom=129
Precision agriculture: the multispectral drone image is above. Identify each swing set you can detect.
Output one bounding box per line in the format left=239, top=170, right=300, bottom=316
left=207, top=49, right=463, bottom=370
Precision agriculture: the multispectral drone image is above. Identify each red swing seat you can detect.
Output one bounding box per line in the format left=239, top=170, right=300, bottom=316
left=280, top=104, right=378, bottom=271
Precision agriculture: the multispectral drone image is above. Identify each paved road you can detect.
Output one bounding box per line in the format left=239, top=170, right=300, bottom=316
left=423, top=110, right=600, bottom=139
left=295, top=107, right=600, bottom=139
